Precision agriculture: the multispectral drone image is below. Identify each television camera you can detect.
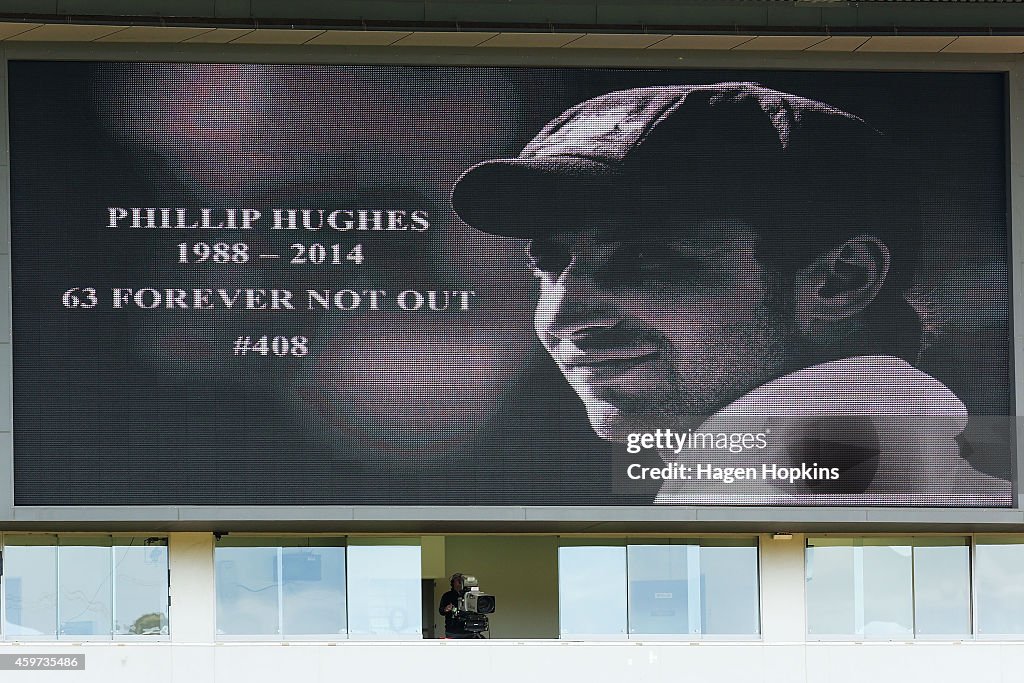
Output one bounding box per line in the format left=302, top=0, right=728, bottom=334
left=451, top=574, right=496, bottom=636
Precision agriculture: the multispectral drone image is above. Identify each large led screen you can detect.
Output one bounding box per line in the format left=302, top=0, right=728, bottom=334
left=8, top=62, right=1013, bottom=506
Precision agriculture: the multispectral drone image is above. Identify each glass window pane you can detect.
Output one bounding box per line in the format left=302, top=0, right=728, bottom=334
left=913, top=542, right=970, bottom=636
left=627, top=545, right=691, bottom=636
left=806, top=542, right=856, bottom=635
left=862, top=544, right=913, bottom=637
left=114, top=545, right=168, bottom=636
left=216, top=547, right=280, bottom=636
left=282, top=547, right=346, bottom=636
left=346, top=546, right=421, bottom=638
left=3, top=543, right=57, bottom=637
left=808, top=538, right=964, bottom=638
left=701, top=544, right=760, bottom=635
left=558, top=546, right=626, bottom=638
left=58, top=546, right=112, bottom=638
left=976, top=539, right=1024, bottom=634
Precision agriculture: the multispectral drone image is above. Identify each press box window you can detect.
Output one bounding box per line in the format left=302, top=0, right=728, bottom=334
left=557, top=538, right=759, bottom=639
left=1, top=535, right=169, bottom=640
left=214, top=536, right=422, bottom=640
left=346, top=538, right=422, bottom=640
left=805, top=537, right=971, bottom=638
left=215, top=537, right=347, bottom=638
left=975, top=536, right=1024, bottom=635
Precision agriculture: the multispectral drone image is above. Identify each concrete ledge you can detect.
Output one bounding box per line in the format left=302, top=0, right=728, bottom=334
left=2, top=505, right=1023, bottom=532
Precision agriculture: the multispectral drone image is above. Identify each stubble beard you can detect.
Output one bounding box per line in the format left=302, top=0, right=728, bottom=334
left=576, top=304, right=797, bottom=443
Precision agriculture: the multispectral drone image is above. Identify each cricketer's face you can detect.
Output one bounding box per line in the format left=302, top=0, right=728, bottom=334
left=529, top=221, right=797, bottom=440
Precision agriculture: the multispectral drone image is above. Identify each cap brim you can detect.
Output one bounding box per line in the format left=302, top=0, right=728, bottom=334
left=450, top=156, right=623, bottom=237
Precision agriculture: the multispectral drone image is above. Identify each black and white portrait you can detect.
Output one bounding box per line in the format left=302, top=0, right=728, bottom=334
left=452, top=81, right=1012, bottom=505
left=9, top=64, right=1012, bottom=507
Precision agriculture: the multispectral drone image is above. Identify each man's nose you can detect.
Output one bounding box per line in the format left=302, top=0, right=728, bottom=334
left=535, top=268, right=620, bottom=342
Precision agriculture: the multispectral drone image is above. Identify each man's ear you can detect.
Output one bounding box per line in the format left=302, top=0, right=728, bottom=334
left=792, top=235, right=890, bottom=334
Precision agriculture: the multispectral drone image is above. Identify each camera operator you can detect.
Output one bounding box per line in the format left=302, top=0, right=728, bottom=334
left=439, top=572, right=474, bottom=639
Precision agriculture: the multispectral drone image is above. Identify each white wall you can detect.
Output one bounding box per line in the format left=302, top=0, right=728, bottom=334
left=0, top=641, right=1021, bottom=683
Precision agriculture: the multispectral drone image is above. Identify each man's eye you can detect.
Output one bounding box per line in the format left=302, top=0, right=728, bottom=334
left=525, top=241, right=571, bottom=275
left=607, top=243, right=705, bottom=277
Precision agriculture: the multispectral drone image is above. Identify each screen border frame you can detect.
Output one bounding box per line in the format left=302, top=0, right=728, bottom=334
left=0, top=42, right=1019, bottom=530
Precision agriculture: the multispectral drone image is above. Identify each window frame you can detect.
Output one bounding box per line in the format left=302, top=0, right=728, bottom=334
left=214, top=535, right=350, bottom=642
left=969, top=534, right=1024, bottom=640
left=556, top=536, right=761, bottom=642
left=804, top=534, right=974, bottom=642
left=213, top=535, right=423, bottom=642
left=0, top=532, right=170, bottom=642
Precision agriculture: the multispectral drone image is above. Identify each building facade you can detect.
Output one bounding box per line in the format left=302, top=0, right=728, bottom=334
left=0, top=2, right=1022, bottom=681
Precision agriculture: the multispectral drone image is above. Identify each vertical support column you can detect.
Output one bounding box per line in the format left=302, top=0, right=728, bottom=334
left=0, top=48, right=15, bottom=523
left=759, top=532, right=806, bottom=642
left=169, top=532, right=215, bottom=642
left=1009, top=60, right=1024, bottom=508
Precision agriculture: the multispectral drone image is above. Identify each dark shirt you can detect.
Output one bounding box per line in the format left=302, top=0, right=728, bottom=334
left=439, top=588, right=467, bottom=635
